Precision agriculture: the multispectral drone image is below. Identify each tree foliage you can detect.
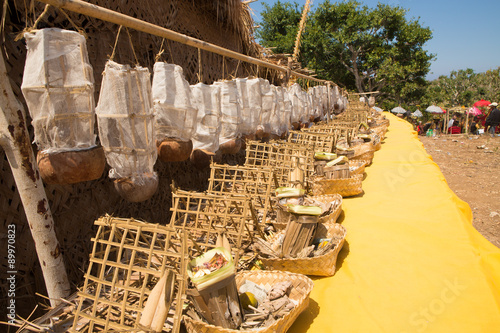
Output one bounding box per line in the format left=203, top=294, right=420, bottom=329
left=256, top=0, right=434, bottom=105
left=256, top=1, right=302, bottom=54
left=423, top=67, right=500, bottom=108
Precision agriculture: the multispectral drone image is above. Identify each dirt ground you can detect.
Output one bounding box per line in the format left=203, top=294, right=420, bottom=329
left=419, top=133, right=500, bottom=248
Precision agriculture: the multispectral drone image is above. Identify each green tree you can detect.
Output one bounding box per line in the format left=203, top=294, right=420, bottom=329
left=256, top=1, right=302, bottom=54
left=422, top=67, right=500, bottom=108
left=257, top=0, right=434, bottom=104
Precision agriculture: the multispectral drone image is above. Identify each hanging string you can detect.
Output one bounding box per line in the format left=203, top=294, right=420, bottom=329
left=110, top=25, right=139, bottom=66
left=166, top=39, right=174, bottom=63
left=234, top=59, right=241, bottom=78
left=58, top=8, right=86, bottom=38
left=32, top=4, right=49, bottom=30
left=155, top=38, right=166, bottom=63
left=15, top=3, right=50, bottom=41
left=125, top=27, right=139, bottom=66
left=109, top=25, right=123, bottom=62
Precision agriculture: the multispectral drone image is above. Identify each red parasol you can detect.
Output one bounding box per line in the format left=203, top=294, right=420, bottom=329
left=473, top=99, right=491, bottom=107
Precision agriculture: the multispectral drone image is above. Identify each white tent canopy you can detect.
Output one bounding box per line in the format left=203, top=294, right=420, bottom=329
left=425, top=105, right=445, bottom=114
left=372, top=106, right=383, bottom=112
left=412, top=109, right=423, bottom=117
left=391, top=106, right=406, bottom=114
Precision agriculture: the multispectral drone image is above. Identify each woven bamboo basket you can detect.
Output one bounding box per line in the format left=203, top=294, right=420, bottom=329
left=183, top=270, right=313, bottom=333
left=372, top=125, right=388, bottom=139
left=351, top=150, right=375, bottom=165
left=310, top=174, right=363, bottom=197
left=273, top=193, right=343, bottom=230
left=260, top=223, right=346, bottom=276
left=323, top=163, right=350, bottom=179
left=352, top=142, right=375, bottom=158
left=349, top=160, right=367, bottom=175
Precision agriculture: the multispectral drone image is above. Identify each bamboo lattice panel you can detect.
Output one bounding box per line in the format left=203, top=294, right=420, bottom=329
left=169, top=190, right=261, bottom=262
left=288, top=130, right=336, bottom=153
left=71, top=216, right=187, bottom=333
left=207, top=163, right=275, bottom=217
left=305, top=126, right=357, bottom=146
left=244, top=141, right=316, bottom=175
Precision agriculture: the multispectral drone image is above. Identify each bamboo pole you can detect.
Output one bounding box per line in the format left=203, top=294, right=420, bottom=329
left=0, top=52, right=70, bottom=306
left=37, top=0, right=332, bottom=85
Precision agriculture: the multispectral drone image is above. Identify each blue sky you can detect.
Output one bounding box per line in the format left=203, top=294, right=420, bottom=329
left=248, top=0, right=500, bottom=80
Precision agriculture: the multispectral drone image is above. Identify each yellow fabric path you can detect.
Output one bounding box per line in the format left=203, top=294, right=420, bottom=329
left=289, top=113, right=500, bottom=333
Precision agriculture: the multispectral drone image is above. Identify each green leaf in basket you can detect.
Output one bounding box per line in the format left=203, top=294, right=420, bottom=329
left=275, top=187, right=305, bottom=198
left=314, top=152, right=337, bottom=161
left=326, top=156, right=349, bottom=167
left=286, top=204, right=322, bottom=216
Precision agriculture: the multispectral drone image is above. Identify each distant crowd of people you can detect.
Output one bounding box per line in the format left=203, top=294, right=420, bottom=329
left=411, top=102, right=500, bottom=137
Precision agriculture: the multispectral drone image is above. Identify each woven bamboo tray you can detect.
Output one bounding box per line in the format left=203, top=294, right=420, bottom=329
left=260, top=223, right=346, bottom=276
left=273, top=193, right=343, bottom=230
left=310, top=174, right=363, bottom=197
left=183, top=270, right=314, bottom=333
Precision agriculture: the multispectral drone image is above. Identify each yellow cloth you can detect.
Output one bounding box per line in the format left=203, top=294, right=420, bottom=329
left=289, top=113, right=500, bottom=332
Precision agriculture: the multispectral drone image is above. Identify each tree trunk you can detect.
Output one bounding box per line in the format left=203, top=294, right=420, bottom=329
left=0, top=52, right=70, bottom=306
left=351, top=54, right=364, bottom=94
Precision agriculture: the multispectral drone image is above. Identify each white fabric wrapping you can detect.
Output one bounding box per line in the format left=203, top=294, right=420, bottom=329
left=234, top=77, right=261, bottom=135
left=259, top=78, right=273, bottom=134
left=320, top=86, right=329, bottom=117
left=190, top=83, right=221, bottom=153
left=96, top=60, right=157, bottom=181
left=214, top=80, right=241, bottom=145
left=21, top=28, right=96, bottom=153
left=269, top=85, right=281, bottom=135
left=288, top=83, right=303, bottom=124
left=301, top=89, right=311, bottom=123
left=152, top=62, right=196, bottom=142
left=282, top=86, right=293, bottom=133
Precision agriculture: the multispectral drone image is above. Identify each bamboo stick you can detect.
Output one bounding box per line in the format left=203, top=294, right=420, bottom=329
left=0, top=52, right=70, bottom=306
left=36, top=0, right=331, bottom=84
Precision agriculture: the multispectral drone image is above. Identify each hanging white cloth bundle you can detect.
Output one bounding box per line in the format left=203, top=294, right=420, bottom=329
left=257, top=78, right=273, bottom=138
left=21, top=28, right=105, bottom=184
left=234, top=77, right=261, bottom=139
left=190, top=83, right=222, bottom=168
left=287, top=83, right=303, bottom=129
left=300, top=89, right=311, bottom=124
left=96, top=60, right=158, bottom=202
left=281, top=86, right=293, bottom=135
left=269, top=85, right=282, bottom=137
left=152, top=62, right=196, bottom=162
left=214, top=80, right=242, bottom=154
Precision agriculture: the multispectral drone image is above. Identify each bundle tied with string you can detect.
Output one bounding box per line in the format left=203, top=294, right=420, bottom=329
left=190, top=83, right=222, bottom=169
left=288, top=83, right=305, bottom=130
left=153, top=62, right=196, bottom=162
left=96, top=57, right=158, bottom=202
left=234, top=77, right=261, bottom=142
left=214, top=80, right=242, bottom=155
left=256, top=78, right=273, bottom=139
left=21, top=28, right=105, bottom=184
left=280, top=86, right=293, bottom=137
left=268, top=85, right=282, bottom=140
left=308, top=86, right=321, bottom=122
